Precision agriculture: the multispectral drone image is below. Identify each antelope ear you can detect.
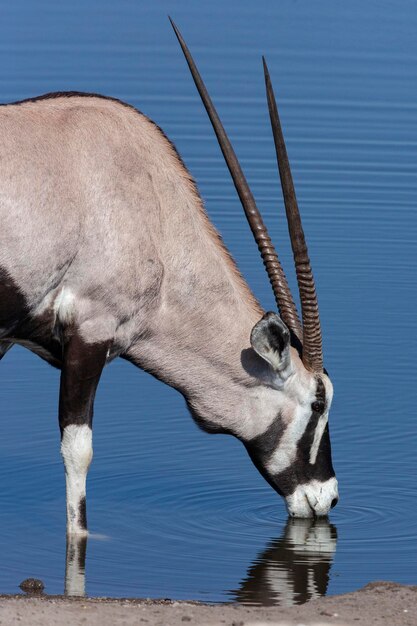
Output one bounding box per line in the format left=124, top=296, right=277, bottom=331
left=250, top=312, right=293, bottom=377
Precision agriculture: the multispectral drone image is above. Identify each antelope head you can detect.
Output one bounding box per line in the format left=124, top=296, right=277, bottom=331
left=171, top=20, right=338, bottom=517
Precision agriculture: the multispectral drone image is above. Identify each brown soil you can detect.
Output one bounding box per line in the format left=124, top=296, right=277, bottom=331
left=0, top=581, right=416, bottom=625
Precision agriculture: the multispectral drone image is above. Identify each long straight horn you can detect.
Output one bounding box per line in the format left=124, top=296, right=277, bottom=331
left=170, top=18, right=302, bottom=341
left=262, top=57, right=323, bottom=372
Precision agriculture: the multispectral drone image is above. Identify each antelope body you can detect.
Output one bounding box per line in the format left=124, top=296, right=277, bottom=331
left=0, top=23, right=338, bottom=536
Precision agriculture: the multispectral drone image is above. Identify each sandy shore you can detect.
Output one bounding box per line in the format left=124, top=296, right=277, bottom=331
left=0, top=582, right=415, bottom=626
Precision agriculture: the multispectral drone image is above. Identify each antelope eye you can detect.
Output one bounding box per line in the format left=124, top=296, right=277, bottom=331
left=311, top=400, right=325, bottom=413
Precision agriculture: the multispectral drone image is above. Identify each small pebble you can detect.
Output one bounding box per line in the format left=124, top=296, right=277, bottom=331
left=19, top=578, right=45, bottom=594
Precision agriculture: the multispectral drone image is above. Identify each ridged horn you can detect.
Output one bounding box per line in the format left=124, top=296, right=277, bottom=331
left=170, top=18, right=302, bottom=340
left=263, top=57, right=323, bottom=372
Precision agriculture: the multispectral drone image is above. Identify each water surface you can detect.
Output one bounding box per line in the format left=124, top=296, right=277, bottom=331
left=0, top=0, right=416, bottom=605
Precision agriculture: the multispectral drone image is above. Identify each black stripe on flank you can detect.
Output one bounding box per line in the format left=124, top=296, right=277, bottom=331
left=0, top=265, right=64, bottom=368
left=0, top=267, right=29, bottom=331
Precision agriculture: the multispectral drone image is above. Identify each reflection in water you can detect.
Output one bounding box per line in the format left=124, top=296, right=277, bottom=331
left=232, top=518, right=338, bottom=606
left=64, top=519, right=337, bottom=603
left=65, top=535, right=87, bottom=597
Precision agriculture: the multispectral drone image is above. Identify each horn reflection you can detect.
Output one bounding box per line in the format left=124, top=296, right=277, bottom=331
left=65, top=534, right=87, bottom=597
left=232, top=517, right=337, bottom=606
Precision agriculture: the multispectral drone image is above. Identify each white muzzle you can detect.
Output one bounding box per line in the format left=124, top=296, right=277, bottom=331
left=285, top=477, right=339, bottom=518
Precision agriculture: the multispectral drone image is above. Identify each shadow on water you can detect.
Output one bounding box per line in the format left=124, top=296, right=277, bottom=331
left=63, top=517, right=337, bottom=605
left=231, top=518, right=338, bottom=606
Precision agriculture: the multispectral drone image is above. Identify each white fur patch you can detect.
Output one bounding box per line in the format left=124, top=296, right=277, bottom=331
left=285, top=477, right=339, bottom=518
left=309, top=412, right=329, bottom=465
left=266, top=404, right=312, bottom=475
left=54, top=286, right=76, bottom=324
left=61, top=425, right=93, bottom=535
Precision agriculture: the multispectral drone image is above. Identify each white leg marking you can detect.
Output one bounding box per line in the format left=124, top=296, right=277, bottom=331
left=61, top=425, right=93, bottom=535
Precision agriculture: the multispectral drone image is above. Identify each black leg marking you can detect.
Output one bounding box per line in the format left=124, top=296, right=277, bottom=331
left=59, top=333, right=110, bottom=433
left=78, top=497, right=87, bottom=531
left=59, top=332, right=110, bottom=535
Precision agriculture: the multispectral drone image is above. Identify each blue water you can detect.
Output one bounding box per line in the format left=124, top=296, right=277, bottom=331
left=0, top=0, right=416, bottom=605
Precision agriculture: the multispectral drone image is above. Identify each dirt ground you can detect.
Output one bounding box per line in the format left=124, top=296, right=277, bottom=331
left=0, top=581, right=415, bottom=626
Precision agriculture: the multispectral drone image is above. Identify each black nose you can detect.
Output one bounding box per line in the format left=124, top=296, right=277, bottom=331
left=331, top=497, right=339, bottom=509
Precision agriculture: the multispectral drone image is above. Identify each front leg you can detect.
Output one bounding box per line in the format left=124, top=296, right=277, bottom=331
left=59, top=332, right=109, bottom=535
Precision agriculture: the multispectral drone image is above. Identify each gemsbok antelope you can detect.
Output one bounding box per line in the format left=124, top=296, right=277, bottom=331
left=0, top=20, right=338, bottom=536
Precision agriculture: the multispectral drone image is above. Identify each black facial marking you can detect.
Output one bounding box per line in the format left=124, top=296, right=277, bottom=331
left=272, top=422, right=335, bottom=497
left=246, top=414, right=285, bottom=461
left=272, top=378, right=334, bottom=495
left=311, top=378, right=326, bottom=415
left=311, top=400, right=325, bottom=414
left=244, top=443, right=285, bottom=497
left=245, top=377, right=335, bottom=498
left=244, top=415, right=286, bottom=497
